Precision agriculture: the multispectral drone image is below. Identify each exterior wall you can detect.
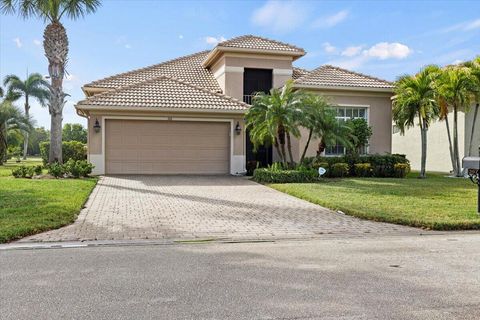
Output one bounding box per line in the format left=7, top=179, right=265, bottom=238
left=83, top=109, right=246, bottom=175
left=211, top=53, right=293, bottom=100
left=465, top=105, right=480, bottom=157
left=392, top=112, right=466, bottom=173
left=279, top=90, right=393, bottom=163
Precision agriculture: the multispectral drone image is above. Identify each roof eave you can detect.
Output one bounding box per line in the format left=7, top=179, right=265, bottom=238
left=75, top=104, right=248, bottom=114
left=202, top=46, right=305, bottom=68
left=293, top=83, right=394, bottom=93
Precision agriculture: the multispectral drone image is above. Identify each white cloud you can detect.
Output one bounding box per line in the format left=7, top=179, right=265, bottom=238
left=312, top=10, right=349, bottom=28
left=363, top=42, right=412, bottom=60
left=13, top=37, right=22, bottom=48
left=464, top=19, right=480, bottom=31
left=178, top=34, right=184, bottom=39
left=322, top=42, right=336, bottom=54
left=205, top=36, right=226, bottom=45
left=327, top=42, right=413, bottom=70
left=124, top=44, right=131, bottom=49
left=33, top=39, right=41, bottom=46
left=251, top=1, right=306, bottom=33
left=65, top=74, right=76, bottom=81
left=442, top=18, right=480, bottom=33
left=452, top=59, right=464, bottom=65
left=341, top=45, right=363, bottom=57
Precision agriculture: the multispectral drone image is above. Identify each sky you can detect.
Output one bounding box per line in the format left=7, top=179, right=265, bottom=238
left=1, top=0, right=479, bottom=129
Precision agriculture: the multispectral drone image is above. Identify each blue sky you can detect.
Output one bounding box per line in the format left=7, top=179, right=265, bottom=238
left=1, top=0, right=479, bottom=128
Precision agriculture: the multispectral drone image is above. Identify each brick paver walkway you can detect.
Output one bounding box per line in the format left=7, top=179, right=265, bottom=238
left=22, top=175, right=422, bottom=242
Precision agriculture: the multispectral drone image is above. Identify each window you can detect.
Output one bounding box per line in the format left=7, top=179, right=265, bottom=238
left=325, top=106, right=368, bottom=156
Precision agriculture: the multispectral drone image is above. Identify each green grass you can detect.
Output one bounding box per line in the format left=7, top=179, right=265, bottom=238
left=270, top=172, right=480, bottom=230
left=0, top=158, right=97, bottom=243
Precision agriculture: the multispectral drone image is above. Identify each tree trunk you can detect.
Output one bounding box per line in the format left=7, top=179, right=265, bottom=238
left=22, top=97, right=29, bottom=160
left=277, top=124, right=287, bottom=166
left=44, top=22, right=68, bottom=164
left=273, top=137, right=282, bottom=162
left=468, top=103, right=479, bottom=156
left=419, top=119, right=427, bottom=179
left=453, top=107, right=462, bottom=177
left=286, top=131, right=294, bottom=167
left=300, top=128, right=313, bottom=164
left=444, top=115, right=456, bottom=174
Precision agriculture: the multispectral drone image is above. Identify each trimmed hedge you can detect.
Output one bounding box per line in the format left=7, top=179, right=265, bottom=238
left=303, top=154, right=410, bottom=178
left=40, top=141, right=87, bottom=164
left=253, top=168, right=318, bottom=183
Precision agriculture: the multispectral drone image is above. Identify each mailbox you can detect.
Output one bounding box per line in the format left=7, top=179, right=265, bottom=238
left=463, top=149, right=480, bottom=214
left=463, top=157, right=480, bottom=171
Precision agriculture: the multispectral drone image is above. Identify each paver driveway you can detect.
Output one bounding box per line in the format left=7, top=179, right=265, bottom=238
left=23, top=175, right=421, bottom=242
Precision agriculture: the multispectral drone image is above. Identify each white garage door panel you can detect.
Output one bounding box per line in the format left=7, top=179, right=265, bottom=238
left=105, top=120, right=230, bottom=174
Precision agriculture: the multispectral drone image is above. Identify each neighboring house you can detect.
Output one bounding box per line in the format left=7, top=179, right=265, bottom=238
left=76, top=35, right=394, bottom=175
left=392, top=107, right=479, bottom=173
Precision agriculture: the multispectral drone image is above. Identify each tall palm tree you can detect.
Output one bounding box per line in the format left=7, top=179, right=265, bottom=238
left=437, top=66, right=476, bottom=176
left=464, top=56, right=480, bottom=156
left=246, top=80, right=304, bottom=167
left=1, top=0, right=101, bottom=163
left=0, top=100, right=32, bottom=163
left=299, top=93, right=352, bottom=163
left=4, top=73, right=49, bottom=159
left=393, top=65, right=440, bottom=179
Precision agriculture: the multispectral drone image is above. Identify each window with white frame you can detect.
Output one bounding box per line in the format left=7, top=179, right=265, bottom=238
left=325, top=106, right=369, bottom=155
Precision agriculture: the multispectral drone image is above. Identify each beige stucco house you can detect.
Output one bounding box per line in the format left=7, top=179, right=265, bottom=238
left=76, top=35, right=394, bottom=175
left=392, top=107, right=479, bottom=173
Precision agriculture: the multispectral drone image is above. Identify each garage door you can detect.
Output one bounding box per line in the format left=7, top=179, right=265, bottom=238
left=105, top=120, right=230, bottom=174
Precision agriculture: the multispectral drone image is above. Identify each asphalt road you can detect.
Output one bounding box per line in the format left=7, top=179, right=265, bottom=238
left=1, top=234, right=480, bottom=320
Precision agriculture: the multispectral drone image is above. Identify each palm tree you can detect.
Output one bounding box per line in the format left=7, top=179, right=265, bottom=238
left=3, top=73, right=49, bottom=159
left=1, top=0, right=101, bottom=163
left=464, top=56, right=480, bottom=156
left=299, top=93, right=352, bottom=163
left=437, top=66, right=476, bottom=176
left=393, top=65, right=440, bottom=178
left=246, top=80, right=304, bottom=167
left=0, top=100, right=32, bottom=163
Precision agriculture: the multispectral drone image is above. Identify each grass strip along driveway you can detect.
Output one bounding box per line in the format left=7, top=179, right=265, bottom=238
left=0, top=158, right=97, bottom=243
left=270, top=172, right=480, bottom=230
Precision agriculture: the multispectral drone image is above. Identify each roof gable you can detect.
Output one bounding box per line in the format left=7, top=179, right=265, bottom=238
left=78, top=75, right=248, bottom=112
left=217, top=35, right=305, bottom=54
left=83, top=51, right=221, bottom=92
left=294, top=65, right=393, bottom=90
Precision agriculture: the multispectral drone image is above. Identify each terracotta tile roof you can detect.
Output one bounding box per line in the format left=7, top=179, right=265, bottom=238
left=78, top=76, right=249, bottom=111
left=292, top=67, right=310, bottom=80
left=84, top=51, right=221, bottom=92
left=294, top=65, right=393, bottom=89
left=217, top=35, right=305, bottom=54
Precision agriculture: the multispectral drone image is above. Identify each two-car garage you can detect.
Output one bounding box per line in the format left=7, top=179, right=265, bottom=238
left=104, top=119, right=230, bottom=175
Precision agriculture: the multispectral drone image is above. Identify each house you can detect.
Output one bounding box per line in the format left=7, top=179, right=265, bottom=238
left=392, top=107, right=479, bottom=172
left=76, top=35, right=394, bottom=175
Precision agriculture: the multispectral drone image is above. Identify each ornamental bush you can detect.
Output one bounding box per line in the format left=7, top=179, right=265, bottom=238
left=354, top=163, right=373, bottom=177
left=40, top=141, right=87, bottom=164
left=11, top=166, right=35, bottom=178
left=394, top=163, right=410, bottom=178
left=330, top=163, right=349, bottom=178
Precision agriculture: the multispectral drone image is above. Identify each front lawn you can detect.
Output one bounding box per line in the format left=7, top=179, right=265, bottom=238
left=0, top=158, right=97, bottom=243
left=270, top=172, right=479, bottom=230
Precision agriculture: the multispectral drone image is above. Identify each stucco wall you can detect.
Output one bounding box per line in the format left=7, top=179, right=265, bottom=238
left=392, top=112, right=466, bottom=173
left=465, top=105, right=480, bottom=157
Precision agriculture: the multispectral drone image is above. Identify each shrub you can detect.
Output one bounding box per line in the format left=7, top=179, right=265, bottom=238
left=253, top=167, right=318, bottom=183
left=47, top=162, right=65, bottom=178
left=64, top=159, right=94, bottom=178
left=394, top=163, right=410, bottom=178
left=33, top=165, right=43, bottom=176
left=11, top=166, right=35, bottom=178
left=40, top=141, right=87, bottom=164
left=330, top=163, right=349, bottom=178
left=354, top=163, right=372, bottom=177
